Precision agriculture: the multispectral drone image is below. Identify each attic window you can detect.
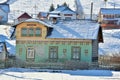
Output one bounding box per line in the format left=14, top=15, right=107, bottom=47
left=35, top=28, right=41, bottom=36
left=29, top=28, right=34, bottom=36
left=21, top=28, right=27, bottom=36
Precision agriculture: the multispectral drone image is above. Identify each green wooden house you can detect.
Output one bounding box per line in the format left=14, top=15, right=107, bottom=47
left=11, top=19, right=103, bottom=69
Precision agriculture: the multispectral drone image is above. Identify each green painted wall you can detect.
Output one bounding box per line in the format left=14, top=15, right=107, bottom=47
left=16, top=41, right=92, bottom=63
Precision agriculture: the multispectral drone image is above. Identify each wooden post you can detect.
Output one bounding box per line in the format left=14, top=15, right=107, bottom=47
left=90, top=2, right=93, bottom=20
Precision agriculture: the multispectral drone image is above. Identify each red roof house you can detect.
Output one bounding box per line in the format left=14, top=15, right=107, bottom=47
left=17, top=12, right=32, bottom=23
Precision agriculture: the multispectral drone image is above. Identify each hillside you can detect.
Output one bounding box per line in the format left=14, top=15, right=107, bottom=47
left=8, top=0, right=120, bottom=21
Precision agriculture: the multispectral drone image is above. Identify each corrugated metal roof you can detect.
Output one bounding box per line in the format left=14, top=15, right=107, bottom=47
left=100, top=8, right=120, bottom=14
left=13, top=19, right=100, bottom=40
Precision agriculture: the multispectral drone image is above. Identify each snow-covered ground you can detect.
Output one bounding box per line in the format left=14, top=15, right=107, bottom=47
left=99, top=29, right=120, bottom=55
left=0, top=68, right=120, bottom=80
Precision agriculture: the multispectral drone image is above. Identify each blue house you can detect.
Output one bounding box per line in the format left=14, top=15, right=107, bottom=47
left=0, top=3, right=10, bottom=24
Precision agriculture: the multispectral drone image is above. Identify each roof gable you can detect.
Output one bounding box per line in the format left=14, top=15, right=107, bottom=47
left=18, top=12, right=32, bottom=19
left=50, top=5, right=76, bottom=14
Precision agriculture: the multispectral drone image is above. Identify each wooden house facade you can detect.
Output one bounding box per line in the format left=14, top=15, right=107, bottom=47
left=98, top=8, right=120, bottom=29
left=12, top=19, right=103, bottom=69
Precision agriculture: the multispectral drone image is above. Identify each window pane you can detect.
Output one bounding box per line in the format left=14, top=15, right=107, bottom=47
left=27, top=47, right=34, bottom=59
left=35, top=28, right=41, bottom=36
left=72, top=47, right=80, bottom=60
left=49, top=46, right=58, bottom=59
left=21, top=28, right=27, bottom=36
left=29, top=28, right=34, bottom=36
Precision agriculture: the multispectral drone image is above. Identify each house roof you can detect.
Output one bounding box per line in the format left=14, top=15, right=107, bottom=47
left=48, top=14, right=61, bottom=18
left=11, top=19, right=101, bottom=41
left=0, top=3, right=10, bottom=13
left=48, top=20, right=100, bottom=40
left=17, top=12, right=32, bottom=19
left=50, top=5, right=76, bottom=14
left=100, top=8, right=120, bottom=14
left=0, top=0, right=8, bottom=4
left=38, top=12, right=48, bottom=17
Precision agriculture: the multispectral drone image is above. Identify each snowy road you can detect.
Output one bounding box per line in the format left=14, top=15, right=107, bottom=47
left=0, top=68, right=120, bottom=80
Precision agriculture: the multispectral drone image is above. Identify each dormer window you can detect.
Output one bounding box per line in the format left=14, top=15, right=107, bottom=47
left=35, top=28, right=41, bottom=36
left=21, top=27, right=42, bottom=37
left=29, top=28, right=34, bottom=36
left=21, top=28, right=27, bottom=36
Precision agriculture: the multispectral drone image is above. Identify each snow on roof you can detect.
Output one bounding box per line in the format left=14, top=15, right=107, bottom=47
left=62, top=9, right=76, bottom=14
left=50, top=5, right=76, bottom=14
left=20, top=18, right=52, bottom=28
left=14, top=19, right=100, bottom=40
left=39, top=12, right=48, bottom=17
left=0, top=0, right=8, bottom=4
left=100, top=8, right=120, bottom=14
left=47, top=20, right=100, bottom=39
left=0, top=4, right=10, bottom=13
left=48, top=14, right=61, bottom=17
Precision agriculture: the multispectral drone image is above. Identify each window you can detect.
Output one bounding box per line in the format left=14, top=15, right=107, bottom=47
left=64, top=14, right=72, bottom=16
left=71, top=46, right=81, bottom=60
left=21, top=27, right=42, bottom=37
left=19, top=48, right=22, bottom=55
left=29, top=28, right=34, bottom=36
left=49, top=46, right=58, bottom=61
left=85, top=49, right=88, bottom=56
left=92, top=57, right=98, bottom=62
left=26, top=47, right=35, bottom=59
left=35, top=28, right=41, bottom=36
left=21, top=28, right=27, bottom=36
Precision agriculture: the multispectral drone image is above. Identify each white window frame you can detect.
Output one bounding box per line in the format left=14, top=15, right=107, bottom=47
left=26, top=47, right=35, bottom=59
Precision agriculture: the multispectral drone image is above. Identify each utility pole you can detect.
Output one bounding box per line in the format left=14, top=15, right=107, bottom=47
left=90, top=2, right=93, bottom=20
left=33, top=4, right=38, bottom=18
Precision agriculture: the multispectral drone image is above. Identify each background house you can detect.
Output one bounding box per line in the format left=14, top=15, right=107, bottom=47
left=98, top=8, right=120, bottom=29
left=37, top=12, right=48, bottom=20
left=11, top=19, right=103, bottom=69
left=0, top=42, right=8, bottom=61
left=0, top=3, right=10, bottom=24
left=14, top=12, right=32, bottom=24
left=49, top=5, right=77, bottom=21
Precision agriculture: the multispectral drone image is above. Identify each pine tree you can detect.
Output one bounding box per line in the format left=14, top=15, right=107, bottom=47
left=49, top=4, right=55, bottom=12
left=62, top=2, right=68, bottom=7
left=104, top=0, right=108, bottom=7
